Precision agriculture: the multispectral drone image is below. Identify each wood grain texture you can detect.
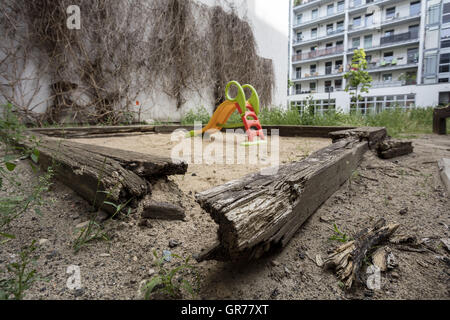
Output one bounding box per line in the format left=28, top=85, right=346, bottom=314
left=196, top=138, right=369, bottom=261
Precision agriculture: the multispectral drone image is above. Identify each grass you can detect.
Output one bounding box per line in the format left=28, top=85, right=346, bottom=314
left=142, top=250, right=199, bottom=300
left=181, top=106, right=444, bottom=138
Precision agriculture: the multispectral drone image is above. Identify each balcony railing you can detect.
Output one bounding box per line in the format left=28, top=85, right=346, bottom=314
left=293, top=0, right=320, bottom=8
left=295, top=68, right=344, bottom=80
left=349, top=0, right=383, bottom=9
left=293, top=11, right=345, bottom=27
left=292, top=45, right=344, bottom=62
left=380, top=31, right=419, bottom=45
left=293, top=30, right=345, bottom=45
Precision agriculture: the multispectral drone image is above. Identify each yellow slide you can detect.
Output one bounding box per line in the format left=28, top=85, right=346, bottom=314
left=188, top=100, right=238, bottom=137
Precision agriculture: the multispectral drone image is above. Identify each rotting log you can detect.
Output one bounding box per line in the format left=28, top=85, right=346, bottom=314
left=323, top=219, right=399, bottom=290
left=20, top=133, right=187, bottom=215
left=195, top=137, right=369, bottom=262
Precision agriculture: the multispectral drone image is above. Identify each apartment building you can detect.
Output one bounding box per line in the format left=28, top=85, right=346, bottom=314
left=289, top=0, right=450, bottom=114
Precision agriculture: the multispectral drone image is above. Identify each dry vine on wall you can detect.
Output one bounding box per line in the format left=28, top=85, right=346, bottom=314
left=0, top=0, right=274, bottom=125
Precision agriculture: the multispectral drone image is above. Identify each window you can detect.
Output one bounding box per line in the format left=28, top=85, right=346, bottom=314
left=296, top=14, right=302, bottom=25
left=383, top=74, right=393, bottom=81
left=336, top=40, right=343, bottom=46
left=295, top=84, right=302, bottom=94
left=325, top=81, right=332, bottom=92
left=440, top=65, right=450, bottom=73
left=442, top=40, right=450, bottom=48
left=335, top=79, right=342, bottom=90
left=327, top=4, right=334, bottom=16
left=444, top=3, right=450, bottom=24
left=424, top=55, right=437, bottom=75
left=440, top=53, right=450, bottom=64
left=384, top=51, right=394, bottom=63
left=427, top=4, right=440, bottom=25
left=337, top=1, right=344, bottom=12
left=311, top=28, right=317, bottom=38
left=409, top=24, right=419, bottom=37
left=310, top=46, right=317, bottom=51
left=353, top=16, right=361, bottom=27
left=385, top=29, right=394, bottom=37
left=296, top=67, right=302, bottom=79
left=407, top=48, right=418, bottom=63
left=337, top=21, right=344, bottom=32
left=352, top=37, right=360, bottom=48
left=309, top=82, right=316, bottom=92
left=312, top=9, right=318, bottom=19
left=327, top=24, right=334, bottom=34
left=442, top=28, right=450, bottom=39
left=310, top=64, right=316, bottom=73
left=365, top=13, right=373, bottom=26
left=296, top=32, right=303, bottom=42
left=326, top=43, right=333, bottom=48
left=366, top=55, right=372, bottom=63
left=354, top=0, right=362, bottom=6
left=325, top=62, right=332, bottom=74
left=410, top=1, right=420, bottom=16
left=364, top=35, right=373, bottom=48
left=335, top=60, right=343, bottom=71
left=386, top=7, right=396, bottom=19
left=439, top=78, right=449, bottom=83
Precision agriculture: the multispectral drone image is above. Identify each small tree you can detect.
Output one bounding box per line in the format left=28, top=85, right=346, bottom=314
left=344, top=49, right=372, bottom=106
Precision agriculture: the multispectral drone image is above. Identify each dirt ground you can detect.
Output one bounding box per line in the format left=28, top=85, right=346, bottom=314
left=1, top=133, right=449, bottom=300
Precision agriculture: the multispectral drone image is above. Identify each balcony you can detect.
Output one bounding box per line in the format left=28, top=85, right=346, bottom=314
left=349, top=0, right=403, bottom=12
left=366, top=61, right=418, bottom=73
left=292, top=68, right=344, bottom=82
left=348, top=13, right=420, bottom=34
left=293, top=11, right=345, bottom=29
left=371, top=80, right=415, bottom=88
left=293, top=0, right=336, bottom=12
left=293, top=30, right=345, bottom=46
left=292, top=45, right=345, bottom=63
left=380, top=31, right=419, bottom=45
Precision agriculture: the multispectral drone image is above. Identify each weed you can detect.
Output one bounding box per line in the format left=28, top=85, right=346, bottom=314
left=0, top=240, right=44, bottom=300
left=329, top=223, right=351, bottom=243
left=142, top=250, right=200, bottom=299
left=72, top=220, right=110, bottom=253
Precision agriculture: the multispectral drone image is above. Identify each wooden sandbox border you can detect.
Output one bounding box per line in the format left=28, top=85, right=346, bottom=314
left=24, top=124, right=398, bottom=262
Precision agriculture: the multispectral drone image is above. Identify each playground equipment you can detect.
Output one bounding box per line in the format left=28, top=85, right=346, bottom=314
left=188, top=81, right=266, bottom=146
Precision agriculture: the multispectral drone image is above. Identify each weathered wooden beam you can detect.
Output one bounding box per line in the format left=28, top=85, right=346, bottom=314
left=20, top=133, right=187, bottom=215
left=376, top=139, right=413, bottom=159
left=29, top=125, right=156, bottom=138
left=433, top=105, right=450, bottom=135
left=329, top=126, right=387, bottom=148
left=195, top=137, right=369, bottom=262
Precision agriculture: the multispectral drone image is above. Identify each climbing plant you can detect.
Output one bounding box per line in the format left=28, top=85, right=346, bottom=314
left=0, top=0, right=274, bottom=125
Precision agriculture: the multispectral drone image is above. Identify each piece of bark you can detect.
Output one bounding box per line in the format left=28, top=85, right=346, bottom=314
left=323, top=219, right=400, bottom=290
left=195, top=138, right=368, bottom=262
left=376, top=139, right=413, bottom=159
left=142, top=201, right=185, bottom=220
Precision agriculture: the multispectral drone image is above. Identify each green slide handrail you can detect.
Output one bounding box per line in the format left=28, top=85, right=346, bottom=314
left=225, top=81, right=247, bottom=116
